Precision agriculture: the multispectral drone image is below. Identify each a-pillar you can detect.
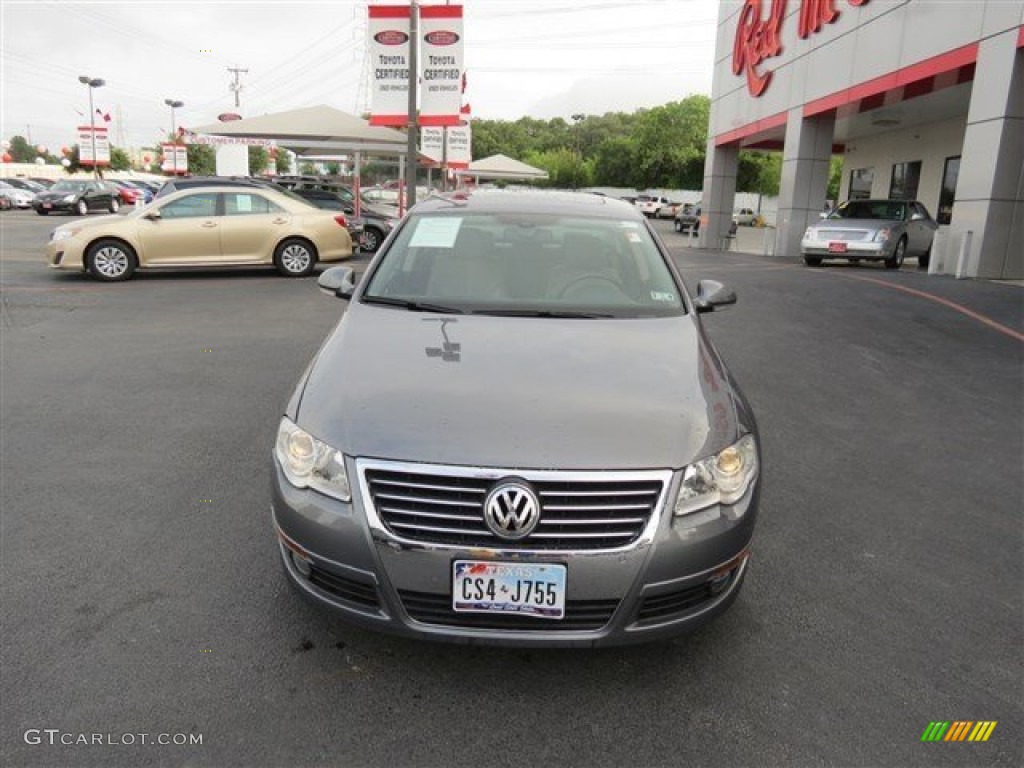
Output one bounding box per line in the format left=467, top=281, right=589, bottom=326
left=949, top=29, right=1023, bottom=279
left=699, top=139, right=738, bottom=250
left=775, top=109, right=835, bottom=259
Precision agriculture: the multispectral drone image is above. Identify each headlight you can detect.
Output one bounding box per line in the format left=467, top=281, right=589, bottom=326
left=51, top=229, right=79, bottom=242
left=63, top=194, right=76, bottom=203
left=873, top=228, right=891, bottom=243
left=274, top=417, right=351, bottom=502
left=674, top=434, right=758, bottom=517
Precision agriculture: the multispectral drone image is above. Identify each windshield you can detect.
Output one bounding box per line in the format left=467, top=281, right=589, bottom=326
left=51, top=181, right=87, bottom=193
left=363, top=212, right=685, bottom=318
left=830, top=200, right=907, bottom=221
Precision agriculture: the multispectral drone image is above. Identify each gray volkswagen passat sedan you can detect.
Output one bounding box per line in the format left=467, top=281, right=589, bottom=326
left=271, top=190, right=761, bottom=646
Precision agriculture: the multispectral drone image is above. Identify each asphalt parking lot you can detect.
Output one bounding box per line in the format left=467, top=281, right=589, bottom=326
left=2, top=209, right=1021, bottom=767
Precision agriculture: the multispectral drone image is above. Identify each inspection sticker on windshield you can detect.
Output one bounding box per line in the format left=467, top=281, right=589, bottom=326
left=651, top=291, right=676, bottom=302
left=453, top=561, right=566, bottom=619
left=409, top=217, right=463, bottom=248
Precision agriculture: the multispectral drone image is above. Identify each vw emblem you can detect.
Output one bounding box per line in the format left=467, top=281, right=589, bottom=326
left=483, top=481, right=540, bottom=540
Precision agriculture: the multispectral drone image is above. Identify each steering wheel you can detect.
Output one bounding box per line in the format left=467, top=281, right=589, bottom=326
left=557, top=274, right=630, bottom=302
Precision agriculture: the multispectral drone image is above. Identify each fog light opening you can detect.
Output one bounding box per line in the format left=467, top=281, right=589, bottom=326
left=291, top=550, right=312, bottom=578
left=708, top=570, right=732, bottom=595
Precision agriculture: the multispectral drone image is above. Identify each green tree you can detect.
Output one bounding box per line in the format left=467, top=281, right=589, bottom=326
left=248, top=146, right=269, bottom=175
left=523, top=148, right=593, bottom=189
left=9, top=135, right=38, bottom=163
left=594, top=137, right=639, bottom=187
left=827, top=155, right=843, bottom=200
left=275, top=150, right=292, bottom=175
left=109, top=146, right=131, bottom=171
left=299, top=161, right=316, bottom=175
left=737, top=151, right=781, bottom=196
left=186, top=144, right=216, bottom=176
left=630, top=97, right=710, bottom=189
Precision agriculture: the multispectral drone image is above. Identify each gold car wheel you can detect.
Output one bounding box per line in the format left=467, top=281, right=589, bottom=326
left=87, top=240, right=136, bottom=281
left=275, top=239, right=316, bottom=277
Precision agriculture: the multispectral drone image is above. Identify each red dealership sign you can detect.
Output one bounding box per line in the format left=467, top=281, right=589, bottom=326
left=733, top=0, right=870, bottom=97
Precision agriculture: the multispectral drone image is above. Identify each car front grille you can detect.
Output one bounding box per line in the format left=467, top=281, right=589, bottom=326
left=362, top=464, right=667, bottom=550
left=398, top=590, right=619, bottom=631
left=818, top=229, right=871, bottom=241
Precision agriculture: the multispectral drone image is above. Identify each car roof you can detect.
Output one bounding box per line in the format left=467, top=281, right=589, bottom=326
left=410, top=189, right=643, bottom=220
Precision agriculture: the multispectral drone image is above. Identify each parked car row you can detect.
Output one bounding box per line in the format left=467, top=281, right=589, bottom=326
left=0, top=177, right=161, bottom=213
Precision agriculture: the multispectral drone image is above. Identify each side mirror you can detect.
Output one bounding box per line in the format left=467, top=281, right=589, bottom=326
left=318, top=266, right=357, bottom=300
left=695, top=280, right=737, bottom=313
left=143, top=210, right=162, bottom=221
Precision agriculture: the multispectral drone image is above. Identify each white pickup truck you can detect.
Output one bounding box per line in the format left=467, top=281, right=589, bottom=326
left=634, top=194, right=678, bottom=219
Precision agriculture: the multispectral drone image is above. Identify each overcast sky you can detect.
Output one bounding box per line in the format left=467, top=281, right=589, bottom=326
left=1, top=0, right=720, bottom=152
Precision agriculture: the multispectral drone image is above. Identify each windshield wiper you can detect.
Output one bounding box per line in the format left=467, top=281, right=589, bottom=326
left=475, top=308, right=614, bottom=319
left=361, top=295, right=467, bottom=314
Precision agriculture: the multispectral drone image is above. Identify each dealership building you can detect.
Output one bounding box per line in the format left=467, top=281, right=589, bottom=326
left=701, top=0, right=1023, bottom=278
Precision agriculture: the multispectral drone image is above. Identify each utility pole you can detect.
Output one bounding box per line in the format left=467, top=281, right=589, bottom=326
left=228, top=66, right=248, bottom=109
left=405, top=1, right=418, bottom=209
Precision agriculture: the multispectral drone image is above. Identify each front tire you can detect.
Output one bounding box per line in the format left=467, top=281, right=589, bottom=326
left=36, top=208, right=49, bottom=216
left=86, top=239, right=136, bottom=281
left=804, top=256, right=823, bottom=267
left=75, top=199, right=88, bottom=216
left=673, top=219, right=683, bottom=233
left=109, top=198, right=120, bottom=213
left=885, top=237, right=907, bottom=270
left=274, top=238, right=317, bottom=277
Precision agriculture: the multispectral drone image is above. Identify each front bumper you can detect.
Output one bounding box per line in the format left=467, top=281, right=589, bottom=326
left=801, top=239, right=891, bottom=259
left=44, top=237, right=87, bottom=270
left=271, top=458, right=758, bottom=647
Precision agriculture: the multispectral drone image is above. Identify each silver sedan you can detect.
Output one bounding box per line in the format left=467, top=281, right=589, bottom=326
left=801, top=199, right=938, bottom=269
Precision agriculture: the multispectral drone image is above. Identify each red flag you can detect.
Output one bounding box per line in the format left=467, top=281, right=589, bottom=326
left=96, top=108, right=112, bottom=123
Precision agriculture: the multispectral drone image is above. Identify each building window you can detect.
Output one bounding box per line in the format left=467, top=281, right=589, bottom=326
left=889, top=161, right=922, bottom=201
left=848, top=168, right=874, bottom=200
left=937, top=156, right=960, bottom=225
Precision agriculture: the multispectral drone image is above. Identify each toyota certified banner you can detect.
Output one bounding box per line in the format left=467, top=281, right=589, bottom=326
left=77, top=125, right=110, bottom=166
left=419, top=124, right=471, bottom=169
left=160, top=144, right=188, bottom=175
left=368, top=4, right=411, bottom=126
left=419, top=5, right=463, bottom=126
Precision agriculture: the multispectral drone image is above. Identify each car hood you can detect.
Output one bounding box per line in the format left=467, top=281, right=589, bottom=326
left=295, top=305, right=742, bottom=470
left=56, top=214, right=124, bottom=231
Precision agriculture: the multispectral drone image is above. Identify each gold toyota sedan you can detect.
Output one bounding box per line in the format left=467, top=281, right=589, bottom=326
left=44, top=185, right=354, bottom=281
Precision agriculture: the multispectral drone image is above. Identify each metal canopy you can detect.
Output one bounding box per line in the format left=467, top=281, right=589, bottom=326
left=191, top=105, right=409, bottom=157
left=454, top=153, right=549, bottom=180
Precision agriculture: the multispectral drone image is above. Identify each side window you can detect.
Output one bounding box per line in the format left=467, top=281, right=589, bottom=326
left=159, top=194, right=217, bottom=219
left=223, top=193, right=282, bottom=216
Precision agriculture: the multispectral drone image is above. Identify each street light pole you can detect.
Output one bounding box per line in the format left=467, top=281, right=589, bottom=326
left=164, top=99, right=184, bottom=176
left=405, top=0, right=419, bottom=210
left=78, top=75, right=105, bottom=180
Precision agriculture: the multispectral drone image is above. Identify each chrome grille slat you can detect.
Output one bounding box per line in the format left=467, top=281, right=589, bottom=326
left=389, top=520, right=493, bottom=536
left=364, top=465, right=665, bottom=551
left=378, top=506, right=481, bottom=522
left=374, top=492, right=479, bottom=508
left=542, top=503, right=651, bottom=512
left=539, top=489, right=655, bottom=497
left=374, top=479, right=488, bottom=494
left=536, top=520, right=647, bottom=528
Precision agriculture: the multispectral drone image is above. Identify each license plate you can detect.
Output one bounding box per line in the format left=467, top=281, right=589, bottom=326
left=828, top=241, right=847, bottom=253
left=453, top=561, right=566, bottom=619
left=42, top=203, right=52, bottom=209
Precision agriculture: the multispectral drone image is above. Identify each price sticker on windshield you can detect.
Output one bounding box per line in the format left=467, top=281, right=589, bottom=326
left=410, top=217, right=463, bottom=248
